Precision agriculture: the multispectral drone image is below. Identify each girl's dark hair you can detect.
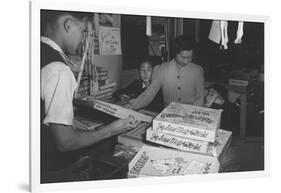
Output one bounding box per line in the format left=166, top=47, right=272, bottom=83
left=208, top=84, right=228, bottom=101
left=138, top=56, right=162, bottom=69
left=41, top=9, right=93, bottom=35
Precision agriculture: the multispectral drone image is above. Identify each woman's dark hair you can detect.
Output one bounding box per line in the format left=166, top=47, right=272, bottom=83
left=172, top=35, right=196, bottom=54
left=41, top=9, right=93, bottom=35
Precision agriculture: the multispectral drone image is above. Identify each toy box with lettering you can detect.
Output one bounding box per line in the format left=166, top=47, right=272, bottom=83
left=128, top=145, right=220, bottom=178
left=152, top=102, right=222, bottom=142
left=93, top=99, right=152, bottom=123
left=146, top=127, right=232, bottom=162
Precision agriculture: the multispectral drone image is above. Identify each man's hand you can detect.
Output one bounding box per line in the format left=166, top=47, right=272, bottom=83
left=109, top=115, right=139, bottom=136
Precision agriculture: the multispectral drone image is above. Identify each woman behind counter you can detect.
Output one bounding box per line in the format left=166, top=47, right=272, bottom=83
left=114, top=59, right=164, bottom=112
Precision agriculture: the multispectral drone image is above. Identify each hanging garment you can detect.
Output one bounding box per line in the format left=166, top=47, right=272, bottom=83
left=208, top=20, right=229, bottom=50
left=220, top=20, right=229, bottom=49
left=208, top=20, right=221, bottom=44
left=234, top=21, right=244, bottom=44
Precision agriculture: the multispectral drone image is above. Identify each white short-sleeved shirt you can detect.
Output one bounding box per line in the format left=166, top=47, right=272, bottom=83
left=41, top=37, right=77, bottom=125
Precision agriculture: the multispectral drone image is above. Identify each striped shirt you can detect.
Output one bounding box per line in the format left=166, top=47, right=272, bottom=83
left=131, top=59, right=205, bottom=109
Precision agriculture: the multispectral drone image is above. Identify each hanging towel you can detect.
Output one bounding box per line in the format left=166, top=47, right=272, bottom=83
left=208, top=20, right=221, bottom=44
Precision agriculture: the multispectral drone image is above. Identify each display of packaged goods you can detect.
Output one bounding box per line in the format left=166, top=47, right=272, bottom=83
left=96, top=66, right=107, bottom=73
left=98, top=80, right=106, bottom=86
left=153, top=102, right=222, bottom=142
left=95, top=92, right=112, bottom=99
left=76, top=90, right=89, bottom=98
left=128, top=145, right=220, bottom=178
left=99, top=82, right=117, bottom=90
left=97, top=71, right=108, bottom=76
left=78, top=86, right=89, bottom=92
left=93, top=88, right=112, bottom=96
left=97, top=75, right=108, bottom=81
left=93, top=100, right=153, bottom=122
left=118, top=122, right=151, bottom=150
left=146, top=127, right=209, bottom=153
left=73, top=116, right=104, bottom=131
left=97, top=95, right=113, bottom=101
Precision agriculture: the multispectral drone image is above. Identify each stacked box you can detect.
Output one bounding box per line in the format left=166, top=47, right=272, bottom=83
left=146, top=127, right=232, bottom=162
left=128, top=145, right=220, bottom=177
left=123, top=128, right=231, bottom=177
left=152, top=102, right=223, bottom=143
left=146, top=127, right=209, bottom=153
left=122, top=102, right=232, bottom=178
left=94, top=66, right=116, bottom=100
left=76, top=77, right=90, bottom=98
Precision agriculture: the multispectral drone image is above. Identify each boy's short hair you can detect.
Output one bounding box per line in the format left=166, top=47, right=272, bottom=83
left=41, top=9, right=93, bottom=35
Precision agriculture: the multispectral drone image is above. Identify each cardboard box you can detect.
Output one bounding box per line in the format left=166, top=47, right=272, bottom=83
left=146, top=127, right=209, bottom=153
left=128, top=145, right=220, bottom=177
left=146, top=128, right=232, bottom=161
left=153, top=102, right=222, bottom=142
left=206, top=129, right=232, bottom=162
left=93, top=100, right=153, bottom=123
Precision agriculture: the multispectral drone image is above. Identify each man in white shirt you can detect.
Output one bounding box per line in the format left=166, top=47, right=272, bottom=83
left=40, top=10, right=137, bottom=173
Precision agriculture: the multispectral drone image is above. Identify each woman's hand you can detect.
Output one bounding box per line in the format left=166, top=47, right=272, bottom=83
left=119, top=94, right=131, bottom=103
left=123, top=99, right=136, bottom=109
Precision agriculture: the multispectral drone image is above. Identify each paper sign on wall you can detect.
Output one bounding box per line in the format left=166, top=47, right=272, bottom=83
left=99, top=26, right=121, bottom=55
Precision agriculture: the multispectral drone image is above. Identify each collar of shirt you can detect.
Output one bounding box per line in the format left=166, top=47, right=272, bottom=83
left=41, top=36, right=64, bottom=54
left=141, top=80, right=151, bottom=89
left=41, top=36, right=80, bottom=72
left=141, top=82, right=146, bottom=89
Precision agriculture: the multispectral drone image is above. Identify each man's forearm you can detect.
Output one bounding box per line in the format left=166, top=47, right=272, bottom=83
left=50, top=123, right=113, bottom=152
left=73, top=124, right=113, bottom=150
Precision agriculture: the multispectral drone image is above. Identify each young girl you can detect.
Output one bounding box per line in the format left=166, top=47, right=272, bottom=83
left=204, top=83, right=229, bottom=130
left=114, top=59, right=164, bottom=112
